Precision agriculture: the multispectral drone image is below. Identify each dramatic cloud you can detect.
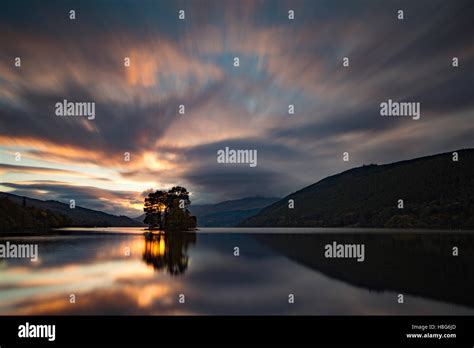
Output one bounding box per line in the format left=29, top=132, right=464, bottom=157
left=1, top=0, right=473, bottom=215
left=0, top=181, right=143, bottom=216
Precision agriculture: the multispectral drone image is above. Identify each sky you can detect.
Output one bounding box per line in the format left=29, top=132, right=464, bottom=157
left=0, top=0, right=473, bottom=217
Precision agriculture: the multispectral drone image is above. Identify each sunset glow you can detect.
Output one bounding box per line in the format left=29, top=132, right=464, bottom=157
left=1, top=0, right=473, bottom=217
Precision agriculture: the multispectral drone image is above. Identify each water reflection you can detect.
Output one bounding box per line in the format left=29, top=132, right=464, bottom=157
left=255, top=232, right=474, bottom=309
left=142, top=232, right=197, bottom=275
left=1, top=228, right=474, bottom=315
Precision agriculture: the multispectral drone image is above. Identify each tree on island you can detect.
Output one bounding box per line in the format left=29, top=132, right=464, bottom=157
left=143, top=186, right=197, bottom=231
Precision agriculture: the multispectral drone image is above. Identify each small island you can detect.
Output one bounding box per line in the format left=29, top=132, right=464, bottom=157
left=143, top=186, right=197, bottom=232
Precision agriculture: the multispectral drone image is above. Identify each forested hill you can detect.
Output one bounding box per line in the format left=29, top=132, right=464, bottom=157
left=0, top=192, right=144, bottom=231
left=239, top=149, right=474, bottom=229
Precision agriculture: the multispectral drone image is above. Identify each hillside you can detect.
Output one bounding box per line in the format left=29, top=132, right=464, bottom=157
left=0, top=195, right=71, bottom=231
left=0, top=192, right=144, bottom=230
left=134, top=196, right=279, bottom=227
left=239, top=149, right=474, bottom=229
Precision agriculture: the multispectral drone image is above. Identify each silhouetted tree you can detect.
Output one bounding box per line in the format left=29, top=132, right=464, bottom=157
left=143, top=190, right=167, bottom=229
left=143, top=186, right=197, bottom=231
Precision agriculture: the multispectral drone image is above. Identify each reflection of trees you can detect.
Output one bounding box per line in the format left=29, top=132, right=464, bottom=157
left=142, top=232, right=196, bottom=275
left=256, top=233, right=474, bottom=308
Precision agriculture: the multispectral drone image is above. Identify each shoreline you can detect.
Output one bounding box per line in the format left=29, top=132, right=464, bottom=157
left=1, top=226, right=474, bottom=237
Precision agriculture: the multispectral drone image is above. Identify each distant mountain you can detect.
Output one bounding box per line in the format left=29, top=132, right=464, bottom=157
left=240, top=149, right=474, bottom=229
left=0, top=192, right=144, bottom=230
left=135, top=196, right=280, bottom=227
left=133, top=213, right=146, bottom=224
left=190, top=196, right=280, bottom=227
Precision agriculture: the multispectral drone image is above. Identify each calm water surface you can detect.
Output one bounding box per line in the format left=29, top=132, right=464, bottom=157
left=1, top=227, right=474, bottom=315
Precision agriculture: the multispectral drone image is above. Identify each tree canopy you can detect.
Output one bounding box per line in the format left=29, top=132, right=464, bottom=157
left=143, top=186, right=197, bottom=231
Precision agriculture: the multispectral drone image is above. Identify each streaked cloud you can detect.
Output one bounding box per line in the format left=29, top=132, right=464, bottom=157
left=1, top=0, right=473, bottom=215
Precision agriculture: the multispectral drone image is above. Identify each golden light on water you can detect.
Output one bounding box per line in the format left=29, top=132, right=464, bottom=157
left=159, top=238, right=166, bottom=255
left=145, top=234, right=167, bottom=259
left=136, top=284, right=170, bottom=308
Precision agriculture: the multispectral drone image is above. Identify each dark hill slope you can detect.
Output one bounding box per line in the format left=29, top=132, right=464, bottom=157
left=0, top=192, right=144, bottom=229
left=240, top=149, right=474, bottom=229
